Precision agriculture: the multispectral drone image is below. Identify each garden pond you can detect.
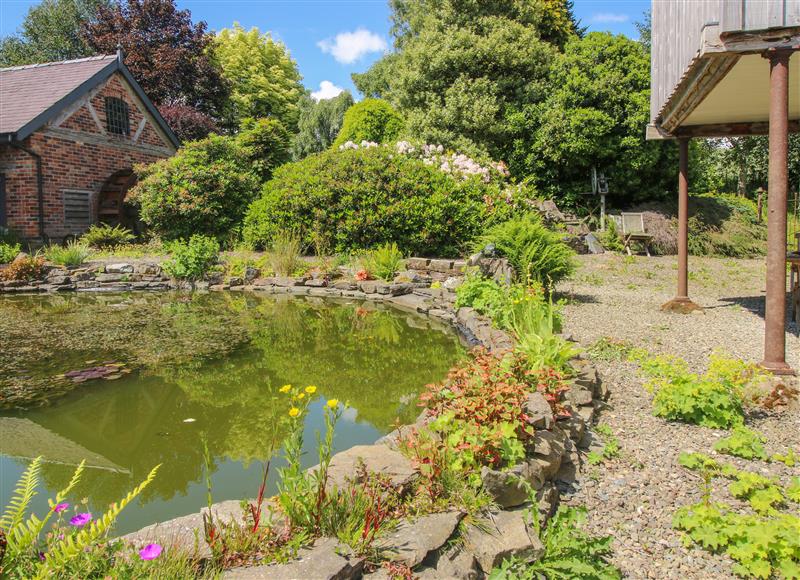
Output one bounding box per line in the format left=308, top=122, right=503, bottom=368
left=0, top=292, right=465, bottom=534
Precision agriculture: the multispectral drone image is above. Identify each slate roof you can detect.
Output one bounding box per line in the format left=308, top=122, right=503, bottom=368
left=0, top=54, right=179, bottom=147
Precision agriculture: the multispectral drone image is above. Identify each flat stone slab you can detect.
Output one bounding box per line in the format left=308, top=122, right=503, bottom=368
left=378, top=511, right=464, bottom=567
left=120, top=511, right=211, bottom=560
left=225, top=537, right=363, bottom=579
left=464, top=507, right=544, bottom=573
left=323, top=444, right=417, bottom=492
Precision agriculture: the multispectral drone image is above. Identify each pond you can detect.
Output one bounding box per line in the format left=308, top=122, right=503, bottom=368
left=0, top=292, right=465, bottom=535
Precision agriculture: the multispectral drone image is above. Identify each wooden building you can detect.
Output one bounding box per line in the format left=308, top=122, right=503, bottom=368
left=648, top=0, right=800, bottom=373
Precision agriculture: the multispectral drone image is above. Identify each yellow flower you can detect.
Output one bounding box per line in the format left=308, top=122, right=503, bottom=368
left=279, top=384, right=292, bottom=394
left=288, top=407, right=300, bottom=418
left=297, top=393, right=305, bottom=400
left=305, top=386, right=317, bottom=394
left=327, top=399, right=339, bottom=409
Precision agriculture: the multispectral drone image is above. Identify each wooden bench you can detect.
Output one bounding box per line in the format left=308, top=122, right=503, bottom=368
left=620, top=212, right=653, bottom=256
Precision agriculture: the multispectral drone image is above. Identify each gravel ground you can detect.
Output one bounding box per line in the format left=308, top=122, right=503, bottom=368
left=557, top=254, right=800, bottom=579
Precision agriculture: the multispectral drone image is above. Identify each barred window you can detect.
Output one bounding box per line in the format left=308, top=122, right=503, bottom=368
left=105, top=97, right=130, bottom=135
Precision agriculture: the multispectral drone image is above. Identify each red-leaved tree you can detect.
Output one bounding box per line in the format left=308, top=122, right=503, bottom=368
left=83, top=0, right=227, bottom=138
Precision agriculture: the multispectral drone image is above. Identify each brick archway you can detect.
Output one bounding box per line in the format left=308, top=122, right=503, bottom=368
left=97, top=169, right=139, bottom=232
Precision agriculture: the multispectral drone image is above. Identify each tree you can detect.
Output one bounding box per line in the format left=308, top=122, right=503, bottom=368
left=333, top=99, right=404, bottom=146
left=158, top=104, right=220, bottom=142
left=83, top=0, right=227, bottom=120
left=211, top=23, right=304, bottom=131
left=292, top=91, right=354, bottom=160
left=352, top=0, right=563, bottom=162
left=237, top=117, right=292, bottom=181
left=0, top=0, right=109, bottom=67
left=509, top=32, right=674, bottom=205
left=635, top=10, right=652, bottom=51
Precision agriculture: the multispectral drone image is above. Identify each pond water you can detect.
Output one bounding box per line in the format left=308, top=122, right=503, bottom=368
left=0, top=292, right=465, bottom=535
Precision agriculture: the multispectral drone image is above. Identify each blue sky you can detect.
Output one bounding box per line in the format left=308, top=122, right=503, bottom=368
left=0, top=0, right=650, bottom=99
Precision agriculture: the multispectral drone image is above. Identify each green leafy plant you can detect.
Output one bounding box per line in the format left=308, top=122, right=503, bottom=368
left=162, top=235, right=220, bottom=280
left=475, top=212, right=576, bottom=290
left=773, top=448, right=799, bottom=467
left=454, top=275, right=545, bottom=330
left=586, top=337, right=633, bottom=362
left=0, top=242, right=21, bottom=264
left=599, top=219, right=624, bottom=252
left=0, top=456, right=160, bottom=577
left=713, top=426, right=769, bottom=461
left=360, top=242, right=404, bottom=281
left=490, top=507, right=621, bottom=579
left=80, top=223, right=135, bottom=248
left=0, top=254, right=45, bottom=281
left=728, top=471, right=785, bottom=515
left=43, top=241, right=92, bottom=267
left=509, top=294, right=579, bottom=373
left=587, top=425, right=620, bottom=465
left=636, top=352, right=745, bottom=429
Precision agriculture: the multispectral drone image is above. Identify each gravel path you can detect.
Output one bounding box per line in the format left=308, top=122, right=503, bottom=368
left=557, top=254, right=800, bottom=579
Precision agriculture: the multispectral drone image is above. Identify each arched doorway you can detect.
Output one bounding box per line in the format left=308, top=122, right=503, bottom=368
left=97, top=170, right=139, bottom=233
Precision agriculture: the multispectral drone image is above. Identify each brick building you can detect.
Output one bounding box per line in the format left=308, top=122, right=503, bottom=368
left=0, top=52, right=179, bottom=242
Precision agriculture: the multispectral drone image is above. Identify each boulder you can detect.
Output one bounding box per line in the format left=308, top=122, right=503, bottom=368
left=557, top=414, right=585, bottom=444
left=427, top=259, right=454, bottom=273
left=481, top=460, right=543, bottom=508
left=405, top=258, right=430, bottom=270
left=442, top=276, right=462, bottom=291
left=323, top=445, right=416, bottom=492
left=225, top=537, right=363, bottom=579
left=305, top=278, right=328, bottom=287
left=464, top=508, right=544, bottom=573
left=105, top=263, right=134, bottom=274
left=536, top=482, right=560, bottom=525
left=585, top=232, right=605, bottom=254
left=416, top=545, right=480, bottom=579
left=333, top=280, right=358, bottom=291
left=565, top=386, right=593, bottom=407
left=533, top=429, right=567, bottom=480
left=525, top=392, right=554, bottom=430
left=378, top=511, right=463, bottom=568
left=393, top=270, right=427, bottom=284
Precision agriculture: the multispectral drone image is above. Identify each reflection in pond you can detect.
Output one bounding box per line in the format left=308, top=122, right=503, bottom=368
left=0, top=292, right=465, bottom=534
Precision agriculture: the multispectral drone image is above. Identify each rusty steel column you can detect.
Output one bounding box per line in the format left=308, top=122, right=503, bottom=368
left=662, top=138, right=701, bottom=313
left=761, top=49, right=793, bottom=374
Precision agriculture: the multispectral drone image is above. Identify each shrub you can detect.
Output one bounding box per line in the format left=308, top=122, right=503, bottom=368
left=599, top=219, right=624, bottom=252
left=713, top=426, right=769, bottom=461
left=237, top=117, right=292, bottom=181
left=0, top=241, right=21, bottom=263
left=129, top=134, right=261, bottom=242
left=475, top=213, right=575, bottom=289
left=360, top=242, right=404, bottom=281
left=242, top=145, right=519, bottom=255
left=162, top=235, right=220, bottom=280
left=0, top=254, right=45, bottom=281
left=43, top=241, right=92, bottom=267
left=332, top=98, right=404, bottom=146
left=80, top=224, right=135, bottom=248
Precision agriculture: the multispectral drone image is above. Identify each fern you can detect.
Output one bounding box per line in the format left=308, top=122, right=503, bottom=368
left=7, top=460, right=85, bottom=561
left=36, top=464, right=160, bottom=577
left=0, top=456, right=42, bottom=533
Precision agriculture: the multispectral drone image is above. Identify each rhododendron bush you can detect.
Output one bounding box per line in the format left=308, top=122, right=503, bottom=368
left=242, top=143, right=531, bottom=255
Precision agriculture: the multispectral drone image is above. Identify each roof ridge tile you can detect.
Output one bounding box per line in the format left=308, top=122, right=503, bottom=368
left=0, top=54, right=116, bottom=73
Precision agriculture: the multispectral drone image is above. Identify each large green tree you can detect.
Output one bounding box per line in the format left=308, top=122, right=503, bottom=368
left=0, top=0, right=109, bottom=66
left=352, top=0, right=579, bottom=163
left=212, top=23, right=304, bottom=131
left=509, top=32, right=675, bottom=204
left=292, top=91, right=354, bottom=160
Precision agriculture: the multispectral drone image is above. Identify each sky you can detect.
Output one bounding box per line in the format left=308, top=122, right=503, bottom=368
left=0, top=0, right=651, bottom=99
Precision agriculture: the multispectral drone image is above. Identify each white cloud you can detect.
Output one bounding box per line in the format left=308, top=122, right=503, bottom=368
left=310, top=80, right=344, bottom=101
left=591, top=12, right=630, bottom=23
left=317, top=28, right=387, bottom=64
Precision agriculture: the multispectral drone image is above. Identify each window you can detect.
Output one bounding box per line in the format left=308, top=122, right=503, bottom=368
left=105, top=97, right=130, bottom=135
left=63, top=190, right=92, bottom=232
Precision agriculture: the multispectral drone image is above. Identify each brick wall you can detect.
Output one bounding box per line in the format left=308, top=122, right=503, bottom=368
left=0, top=71, right=175, bottom=241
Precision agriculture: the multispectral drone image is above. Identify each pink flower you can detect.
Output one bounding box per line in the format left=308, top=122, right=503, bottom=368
left=139, top=543, right=163, bottom=560
left=54, top=502, right=69, bottom=513
left=69, top=513, right=92, bottom=527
